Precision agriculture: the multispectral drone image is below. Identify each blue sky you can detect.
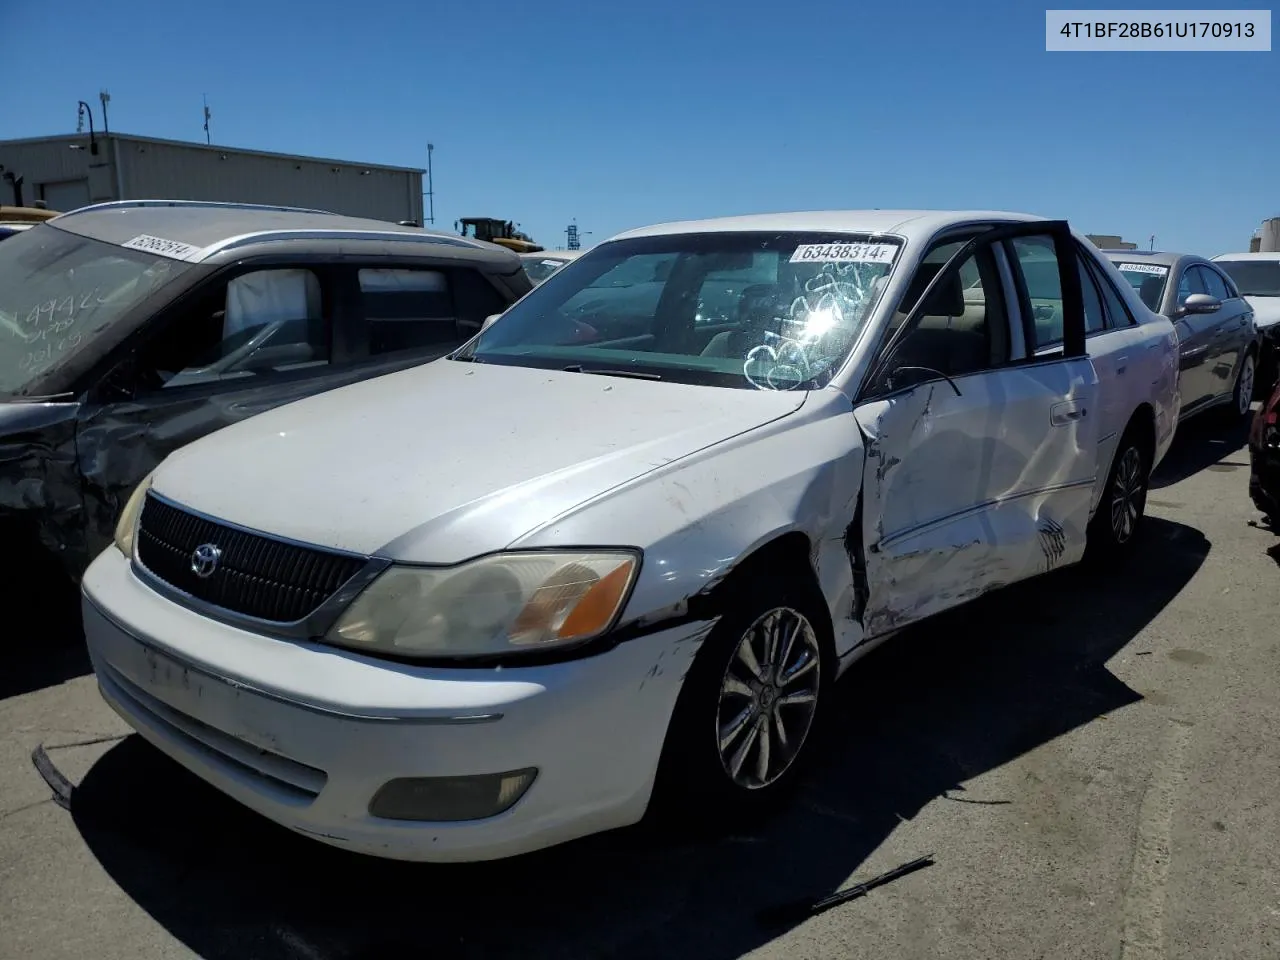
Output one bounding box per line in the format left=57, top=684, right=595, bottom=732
left=5, top=0, right=1276, bottom=254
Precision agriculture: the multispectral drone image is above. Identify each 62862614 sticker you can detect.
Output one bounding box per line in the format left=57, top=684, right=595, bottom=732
left=789, top=242, right=897, bottom=265
left=122, top=234, right=202, bottom=261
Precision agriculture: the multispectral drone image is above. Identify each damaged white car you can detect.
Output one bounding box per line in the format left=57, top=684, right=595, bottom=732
left=82, top=211, right=1179, bottom=862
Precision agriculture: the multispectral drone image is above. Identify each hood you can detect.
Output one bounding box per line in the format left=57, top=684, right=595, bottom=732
left=1245, top=296, right=1280, bottom=329
left=153, top=360, right=807, bottom=562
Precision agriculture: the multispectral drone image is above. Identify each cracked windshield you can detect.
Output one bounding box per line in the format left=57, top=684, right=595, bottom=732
left=464, top=234, right=900, bottom=389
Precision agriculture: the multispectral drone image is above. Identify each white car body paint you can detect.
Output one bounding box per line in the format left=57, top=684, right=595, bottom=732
left=82, top=209, right=1180, bottom=862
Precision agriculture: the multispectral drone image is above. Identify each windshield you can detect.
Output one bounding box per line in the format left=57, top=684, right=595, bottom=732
left=0, top=224, right=187, bottom=396
left=1112, top=261, right=1170, bottom=310
left=523, top=257, right=571, bottom=285
left=459, top=231, right=901, bottom=390
left=1215, top=260, right=1280, bottom=297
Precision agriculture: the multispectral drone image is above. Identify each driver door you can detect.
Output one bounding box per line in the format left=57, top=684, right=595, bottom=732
left=853, top=221, right=1100, bottom=638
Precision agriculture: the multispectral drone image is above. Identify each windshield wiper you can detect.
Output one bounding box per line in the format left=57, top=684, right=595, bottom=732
left=563, top=364, right=662, bottom=381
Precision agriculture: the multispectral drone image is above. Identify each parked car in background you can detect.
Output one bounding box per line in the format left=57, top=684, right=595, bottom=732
left=83, top=210, right=1178, bottom=863
left=1213, top=252, right=1280, bottom=395
left=519, top=250, right=584, bottom=284
left=1248, top=377, right=1280, bottom=524
left=0, top=200, right=531, bottom=581
left=1105, top=250, right=1260, bottom=420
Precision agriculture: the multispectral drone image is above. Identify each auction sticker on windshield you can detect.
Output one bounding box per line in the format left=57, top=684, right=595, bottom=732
left=1116, top=262, right=1169, bottom=275
left=122, top=234, right=202, bottom=261
left=790, top=242, right=897, bottom=264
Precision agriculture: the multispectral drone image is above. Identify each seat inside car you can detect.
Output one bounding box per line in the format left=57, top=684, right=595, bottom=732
left=891, top=262, right=989, bottom=375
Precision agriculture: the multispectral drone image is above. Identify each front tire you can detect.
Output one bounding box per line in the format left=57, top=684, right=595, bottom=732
left=1087, top=427, right=1151, bottom=561
left=650, top=570, right=833, bottom=831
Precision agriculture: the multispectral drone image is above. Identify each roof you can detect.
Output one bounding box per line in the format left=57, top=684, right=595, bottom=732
left=610, top=210, right=1047, bottom=242
left=1212, top=251, right=1280, bottom=262
left=44, top=200, right=515, bottom=266
left=0, top=132, right=425, bottom=175
left=1103, top=251, right=1194, bottom=268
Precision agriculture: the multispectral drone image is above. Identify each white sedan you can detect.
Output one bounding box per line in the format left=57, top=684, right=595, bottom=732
left=520, top=250, right=583, bottom=284
left=83, top=210, right=1179, bottom=862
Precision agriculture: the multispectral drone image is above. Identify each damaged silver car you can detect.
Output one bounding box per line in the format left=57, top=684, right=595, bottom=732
left=82, top=211, right=1180, bottom=861
left=0, top=200, right=530, bottom=582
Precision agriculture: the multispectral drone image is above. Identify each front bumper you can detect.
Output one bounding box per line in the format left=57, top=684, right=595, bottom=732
left=82, top=547, right=706, bottom=862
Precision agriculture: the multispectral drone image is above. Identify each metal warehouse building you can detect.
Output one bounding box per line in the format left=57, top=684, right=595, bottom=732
left=0, top=133, right=425, bottom=224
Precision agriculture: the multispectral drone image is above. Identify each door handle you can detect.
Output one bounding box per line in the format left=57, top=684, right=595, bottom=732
left=1050, top=401, right=1087, bottom=426
left=1116, top=354, right=1128, bottom=374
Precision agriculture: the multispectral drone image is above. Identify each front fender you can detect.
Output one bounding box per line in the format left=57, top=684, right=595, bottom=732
left=510, top=392, right=868, bottom=657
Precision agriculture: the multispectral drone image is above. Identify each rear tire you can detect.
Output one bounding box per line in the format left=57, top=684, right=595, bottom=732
left=1087, top=425, right=1152, bottom=562
left=1230, top=350, right=1257, bottom=420
left=649, top=568, right=834, bottom=834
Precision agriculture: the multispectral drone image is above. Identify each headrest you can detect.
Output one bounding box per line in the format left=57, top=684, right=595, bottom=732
left=900, top=262, right=965, bottom=317
left=1139, top=276, right=1163, bottom=310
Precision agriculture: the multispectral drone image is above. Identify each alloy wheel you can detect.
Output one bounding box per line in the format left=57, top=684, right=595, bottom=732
left=1110, top=446, right=1146, bottom=544
left=715, top=607, right=821, bottom=790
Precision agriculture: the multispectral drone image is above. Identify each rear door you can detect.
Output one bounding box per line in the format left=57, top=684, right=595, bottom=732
left=853, top=221, right=1100, bottom=637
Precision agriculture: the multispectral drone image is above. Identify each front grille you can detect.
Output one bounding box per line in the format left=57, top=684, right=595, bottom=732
left=136, top=494, right=366, bottom=623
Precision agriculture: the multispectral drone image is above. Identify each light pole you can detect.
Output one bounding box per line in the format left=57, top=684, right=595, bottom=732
left=76, top=101, right=99, bottom=155
left=99, top=90, right=111, bottom=135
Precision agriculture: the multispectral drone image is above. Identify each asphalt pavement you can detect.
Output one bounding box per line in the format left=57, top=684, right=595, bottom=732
left=1, top=412, right=1277, bottom=960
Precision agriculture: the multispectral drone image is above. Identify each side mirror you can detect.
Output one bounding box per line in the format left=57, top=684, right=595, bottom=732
left=481, top=313, right=502, bottom=332
left=1181, top=293, right=1222, bottom=316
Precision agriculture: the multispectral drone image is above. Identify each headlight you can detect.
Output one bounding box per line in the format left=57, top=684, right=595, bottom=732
left=325, top=550, right=639, bottom=659
left=113, top=471, right=155, bottom=557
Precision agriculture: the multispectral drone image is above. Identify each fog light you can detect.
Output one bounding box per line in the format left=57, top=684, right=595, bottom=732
left=368, top=768, right=537, bottom=822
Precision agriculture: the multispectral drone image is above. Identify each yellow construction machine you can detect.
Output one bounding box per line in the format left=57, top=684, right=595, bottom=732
left=457, top=217, right=544, bottom=254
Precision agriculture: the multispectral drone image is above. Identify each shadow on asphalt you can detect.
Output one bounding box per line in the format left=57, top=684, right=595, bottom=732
left=64, top=516, right=1209, bottom=960
left=0, top=551, right=87, bottom=701
left=1150, top=410, right=1252, bottom=490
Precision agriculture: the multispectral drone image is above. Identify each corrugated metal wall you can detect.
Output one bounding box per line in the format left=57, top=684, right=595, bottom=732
left=0, top=135, right=423, bottom=223
left=0, top=137, right=116, bottom=208
left=117, top=139, right=422, bottom=223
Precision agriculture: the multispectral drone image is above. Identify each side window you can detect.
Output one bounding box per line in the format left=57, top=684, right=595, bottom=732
left=360, top=268, right=458, bottom=356
left=1085, top=254, right=1137, bottom=329
left=1077, top=255, right=1107, bottom=335
left=134, top=267, right=329, bottom=390
left=452, top=269, right=511, bottom=337
left=878, top=241, right=1009, bottom=385
left=1009, top=236, right=1065, bottom=349
left=1199, top=265, right=1231, bottom=301
left=1176, top=265, right=1206, bottom=307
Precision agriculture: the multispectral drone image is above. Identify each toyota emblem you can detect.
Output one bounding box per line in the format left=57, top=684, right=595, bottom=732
left=190, top=543, right=222, bottom=579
